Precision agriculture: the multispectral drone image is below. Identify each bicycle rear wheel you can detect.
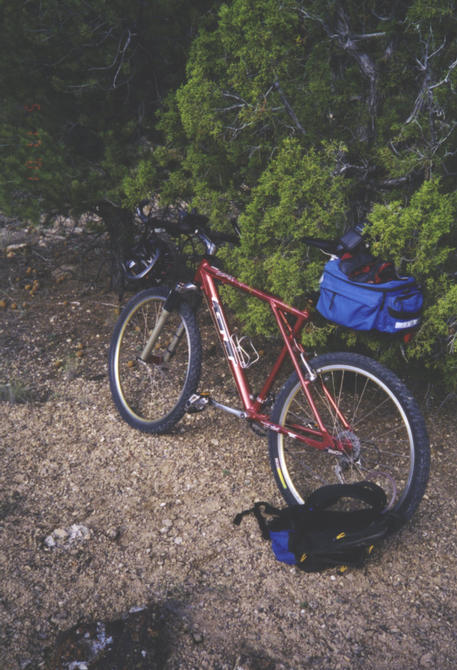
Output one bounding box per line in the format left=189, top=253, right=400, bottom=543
left=268, top=352, right=429, bottom=522
left=109, top=287, right=202, bottom=433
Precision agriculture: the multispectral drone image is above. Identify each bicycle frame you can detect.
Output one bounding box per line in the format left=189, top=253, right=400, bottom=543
left=194, top=259, right=351, bottom=452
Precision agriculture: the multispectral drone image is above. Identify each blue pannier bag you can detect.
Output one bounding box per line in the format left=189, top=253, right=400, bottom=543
left=316, top=258, right=423, bottom=333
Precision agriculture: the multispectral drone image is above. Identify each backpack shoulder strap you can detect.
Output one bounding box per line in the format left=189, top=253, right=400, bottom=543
left=305, top=481, right=387, bottom=513
left=233, top=502, right=282, bottom=540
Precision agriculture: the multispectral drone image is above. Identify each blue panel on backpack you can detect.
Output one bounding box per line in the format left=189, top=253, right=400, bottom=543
left=269, top=530, right=296, bottom=565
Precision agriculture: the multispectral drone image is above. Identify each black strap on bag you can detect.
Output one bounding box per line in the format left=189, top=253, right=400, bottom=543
left=234, top=501, right=280, bottom=540
left=234, top=482, right=402, bottom=573
left=305, top=480, right=387, bottom=510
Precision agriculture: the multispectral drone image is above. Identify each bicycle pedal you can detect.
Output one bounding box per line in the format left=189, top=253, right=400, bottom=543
left=185, top=392, right=211, bottom=413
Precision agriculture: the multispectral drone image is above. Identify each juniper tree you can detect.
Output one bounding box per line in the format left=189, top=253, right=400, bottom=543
left=146, top=0, right=457, bottom=384
left=0, top=0, right=215, bottom=288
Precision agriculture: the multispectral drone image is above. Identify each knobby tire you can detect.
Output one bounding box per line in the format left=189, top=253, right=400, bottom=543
left=109, top=287, right=202, bottom=433
left=269, top=352, right=430, bottom=523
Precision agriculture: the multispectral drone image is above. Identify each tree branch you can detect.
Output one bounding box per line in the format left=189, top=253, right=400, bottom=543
left=112, top=30, right=134, bottom=89
left=298, top=2, right=378, bottom=140
left=429, top=56, right=457, bottom=90
left=274, top=81, right=306, bottom=136
left=405, top=33, right=456, bottom=127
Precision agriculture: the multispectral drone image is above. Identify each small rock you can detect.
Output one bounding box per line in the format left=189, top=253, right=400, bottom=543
left=107, top=527, right=120, bottom=541
left=44, top=524, right=91, bottom=549
left=191, top=630, right=204, bottom=644
left=68, top=524, right=91, bottom=541
left=44, top=535, right=56, bottom=548
left=420, top=653, right=434, bottom=666
left=6, top=242, right=27, bottom=253
left=54, top=528, right=69, bottom=541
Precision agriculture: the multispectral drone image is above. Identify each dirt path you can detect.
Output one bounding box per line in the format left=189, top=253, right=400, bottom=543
left=0, top=220, right=456, bottom=669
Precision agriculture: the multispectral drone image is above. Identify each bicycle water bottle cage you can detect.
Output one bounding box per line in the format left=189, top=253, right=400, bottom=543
left=230, top=333, right=260, bottom=369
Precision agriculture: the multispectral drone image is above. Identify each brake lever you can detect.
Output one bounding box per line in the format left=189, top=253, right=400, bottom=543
left=135, top=206, right=149, bottom=224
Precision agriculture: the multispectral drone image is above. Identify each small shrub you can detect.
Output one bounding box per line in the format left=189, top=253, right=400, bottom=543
left=0, top=379, right=34, bottom=404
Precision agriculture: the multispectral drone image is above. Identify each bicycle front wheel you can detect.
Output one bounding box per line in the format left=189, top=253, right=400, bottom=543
left=269, top=352, right=430, bottom=521
left=109, top=287, right=202, bottom=433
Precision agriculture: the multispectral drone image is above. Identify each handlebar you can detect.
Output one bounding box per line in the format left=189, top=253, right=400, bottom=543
left=136, top=204, right=240, bottom=253
left=301, top=236, right=339, bottom=255
left=303, top=224, right=366, bottom=258
left=136, top=201, right=365, bottom=258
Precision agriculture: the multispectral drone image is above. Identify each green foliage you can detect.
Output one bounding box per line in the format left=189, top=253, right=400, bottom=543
left=412, top=284, right=457, bottom=388
left=366, top=180, right=457, bottom=385
left=225, top=138, right=349, bottom=337
left=407, top=0, right=454, bottom=22
left=122, top=160, right=158, bottom=210
left=368, top=180, right=457, bottom=280
left=2, top=0, right=457, bottom=388
left=146, top=0, right=457, bottom=388
left=0, top=0, right=216, bottom=223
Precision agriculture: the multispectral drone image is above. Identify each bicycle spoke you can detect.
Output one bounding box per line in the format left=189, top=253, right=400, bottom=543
left=269, top=353, right=428, bottom=513
left=109, top=288, right=201, bottom=431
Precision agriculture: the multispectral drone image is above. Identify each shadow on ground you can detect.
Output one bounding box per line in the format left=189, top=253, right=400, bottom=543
left=44, top=602, right=173, bottom=669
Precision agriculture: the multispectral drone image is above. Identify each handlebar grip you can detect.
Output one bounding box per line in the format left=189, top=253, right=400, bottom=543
left=168, top=212, right=210, bottom=235
left=179, top=212, right=240, bottom=245
left=154, top=211, right=240, bottom=246
left=184, top=212, right=210, bottom=228
left=210, top=230, right=240, bottom=245
left=302, top=236, right=338, bottom=255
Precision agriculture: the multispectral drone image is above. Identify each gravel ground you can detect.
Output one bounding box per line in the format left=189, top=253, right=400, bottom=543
left=0, top=221, right=456, bottom=669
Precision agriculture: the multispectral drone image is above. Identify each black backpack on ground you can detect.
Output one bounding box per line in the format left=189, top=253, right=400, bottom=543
left=234, top=481, right=402, bottom=573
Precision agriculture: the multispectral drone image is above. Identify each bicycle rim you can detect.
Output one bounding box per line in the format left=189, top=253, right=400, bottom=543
left=111, top=292, right=196, bottom=428
left=271, top=353, right=429, bottom=515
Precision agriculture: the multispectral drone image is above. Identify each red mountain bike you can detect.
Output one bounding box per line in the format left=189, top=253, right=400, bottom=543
left=108, top=209, right=429, bottom=522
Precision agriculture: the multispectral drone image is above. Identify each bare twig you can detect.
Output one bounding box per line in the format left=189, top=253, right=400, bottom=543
left=405, top=32, right=454, bottom=125
left=274, top=81, right=306, bottom=136
left=88, top=31, right=124, bottom=72
left=298, top=3, right=378, bottom=139
left=430, top=56, right=457, bottom=90
left=112, top=30, right=134, bottom=89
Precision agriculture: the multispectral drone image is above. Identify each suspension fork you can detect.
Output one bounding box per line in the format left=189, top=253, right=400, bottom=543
left=140, top=285, right=197, bottom=363
left=140, top=307, right=184, bottom=363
